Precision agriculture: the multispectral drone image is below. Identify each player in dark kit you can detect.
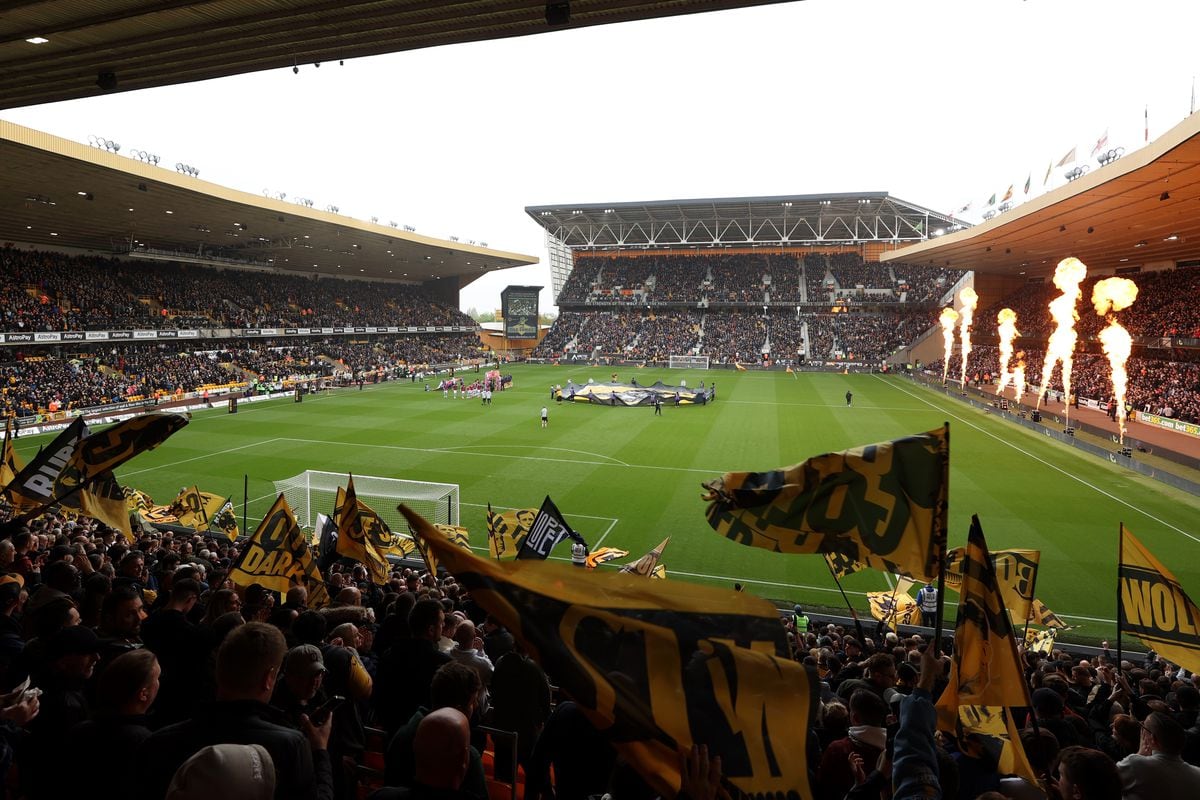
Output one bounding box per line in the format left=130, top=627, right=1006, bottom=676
left=845, top=390, right=853, bottom=407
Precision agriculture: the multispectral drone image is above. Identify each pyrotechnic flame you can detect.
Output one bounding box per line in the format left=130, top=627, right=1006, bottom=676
left=1036, top=257, right=1088, bottom=423
left=958, top=288, right=979, bottom=387
left=996, top=308, right=1019, bottom=397
left=1092, top=277, right=1139, bottom=442
left=939, top=307, right=959, bottom=384
left=1011, top=356, right=1026, bottom=402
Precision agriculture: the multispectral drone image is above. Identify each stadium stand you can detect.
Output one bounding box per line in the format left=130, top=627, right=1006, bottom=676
left=0, top=247, right=476, bottom=331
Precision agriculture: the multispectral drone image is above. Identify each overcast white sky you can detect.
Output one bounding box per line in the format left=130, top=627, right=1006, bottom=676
left=3, top=0, right=1197, bottom=315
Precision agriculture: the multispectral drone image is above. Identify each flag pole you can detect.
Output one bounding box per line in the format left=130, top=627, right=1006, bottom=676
left=1022, top=551, right=1041, bottom=643
left=1116, top=522, right=1124, bottom=669
left=825, top=558, right=867, bottom=643
left=242, top=474, right=249, bottom=538
left=932, top=423, right=950, bottom=649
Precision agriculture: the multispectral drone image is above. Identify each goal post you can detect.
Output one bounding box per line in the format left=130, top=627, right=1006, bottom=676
left=272, top=470, right=460, bottom=530
left=668, top=354, right=709, bottom=370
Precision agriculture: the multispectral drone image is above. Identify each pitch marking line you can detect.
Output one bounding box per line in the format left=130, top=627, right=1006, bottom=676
left=122, top=438, right=285, bottom=478
left=877, top=375, right=1200, bottom=544
left=275, top=436, right=720, bottom=475
left=442, top=445, right=630, bottom=467
left=460, top=501, right=617, bottom=525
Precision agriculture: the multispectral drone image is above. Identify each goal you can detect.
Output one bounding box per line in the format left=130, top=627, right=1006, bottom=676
left=272, top=470, right=460, bottom=530
left=668, top=354, right=709, bottom=370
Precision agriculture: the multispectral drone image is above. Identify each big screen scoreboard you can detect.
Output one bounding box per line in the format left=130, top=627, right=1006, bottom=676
left=501, top=285, right=541, bottom=340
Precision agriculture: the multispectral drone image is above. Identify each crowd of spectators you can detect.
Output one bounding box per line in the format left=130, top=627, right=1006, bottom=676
left=533, top=310, right=928, bottom=365
left=0, top=247, right=475, bottom=332
left=766, top=256, right=804, bottom=303
left=0, top=503, right=1195, bottom=800
left=983, top=268, right=1200, bottom=343
left=829, top=252, right=893, bottom=291
left=0, top=334, right=480, bottom=416
left=707, top=256, right=768, bottom=304
left=892, top=264, right=960, bottom=305
left=702, top=311, right=766, bottom=363
left=559, top=252, right=951, bottom=308
left=530, top=313, right=587, bottom=358
left=927, top=344, right=1200, bottom=424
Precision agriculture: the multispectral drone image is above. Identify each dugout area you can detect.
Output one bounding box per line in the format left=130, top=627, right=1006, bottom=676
left=557, top=378, right=714, bottom=406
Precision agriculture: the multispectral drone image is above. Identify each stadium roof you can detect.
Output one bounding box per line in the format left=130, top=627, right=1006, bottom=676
left=0, top=119, right=536, bottom=286
left=882, top=112, right=1200, bottom=277
left=0, top=0, right=791, bottom=111
left=525, top=193, right=962, bottom=248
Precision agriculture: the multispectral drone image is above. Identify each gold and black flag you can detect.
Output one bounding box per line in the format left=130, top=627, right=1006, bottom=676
left=411, top=523, right=470, bottom=576
left=944, top=547, right=1040, bottom=625
left=702, top=426, right=949, bottom=581
left=586, top=546, right=629, bottom=569
left=399, top=504, right=818, bottom=800
left=230, top=494, right=330, bottom=607
left=60, top=469, right=134, bottom=542
left=336, top=476, right=392, bottom=585
left=1119, top=524, right=1200, bottom=674
left=3, top=416, right=88, bottom=512
left=0, top=417, right=23, bottom=488
left=618, top=537, right=669, bottom=577
left=172, top=486, right=240, bottom=541
left=64, top=412, right=190, bottom=485
left=866, top=578, right=922, bottom=627
left=486, top=503, right=536, bottom=559
left=936, top=516, right=1037, bottom=786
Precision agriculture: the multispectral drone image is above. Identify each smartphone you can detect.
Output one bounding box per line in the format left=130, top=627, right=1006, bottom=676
left=310, top=694, right=345, bottom=724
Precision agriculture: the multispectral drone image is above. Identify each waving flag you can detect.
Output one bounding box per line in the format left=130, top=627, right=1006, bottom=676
left=702, top=426, right=949, bottom=581
left=399, top=505, right=818, bottom=800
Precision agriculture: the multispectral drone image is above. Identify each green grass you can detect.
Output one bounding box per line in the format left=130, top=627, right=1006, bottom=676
left=18, top=366, right=1200, bottom=638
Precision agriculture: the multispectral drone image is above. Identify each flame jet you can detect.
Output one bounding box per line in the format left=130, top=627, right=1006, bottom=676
left=958, top=288, right=979, bottom=388
left=996, top=308, right=1019, bottom=397
left=939, top=307, right=959, bottom=384
left=1011, top=357, right=1026, bottom=402
left=1036, top=257, right=1088, bottom=426
left=1092, top=277, right=1139, bottom=442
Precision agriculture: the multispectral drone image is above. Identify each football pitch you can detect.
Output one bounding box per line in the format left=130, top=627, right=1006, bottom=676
left=21, top=365, right=1200, bottom=637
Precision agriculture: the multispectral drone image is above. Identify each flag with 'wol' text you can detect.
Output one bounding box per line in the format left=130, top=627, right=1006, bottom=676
left=702, top=426, right=949, bottom=581
left=229, top=494, right=329, bottom=607
left=1119, top=524, right=1200, bottom=674
left=399, top=504, right=818, bottom=800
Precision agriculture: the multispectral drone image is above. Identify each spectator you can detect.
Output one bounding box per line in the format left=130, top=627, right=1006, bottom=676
left=135, top=621, right=334, bottom=800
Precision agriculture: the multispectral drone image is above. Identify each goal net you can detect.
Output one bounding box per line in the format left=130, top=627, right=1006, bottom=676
left=272, top=470, right=460, bottom=531
left=668, top=354, right=709, bottom=370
